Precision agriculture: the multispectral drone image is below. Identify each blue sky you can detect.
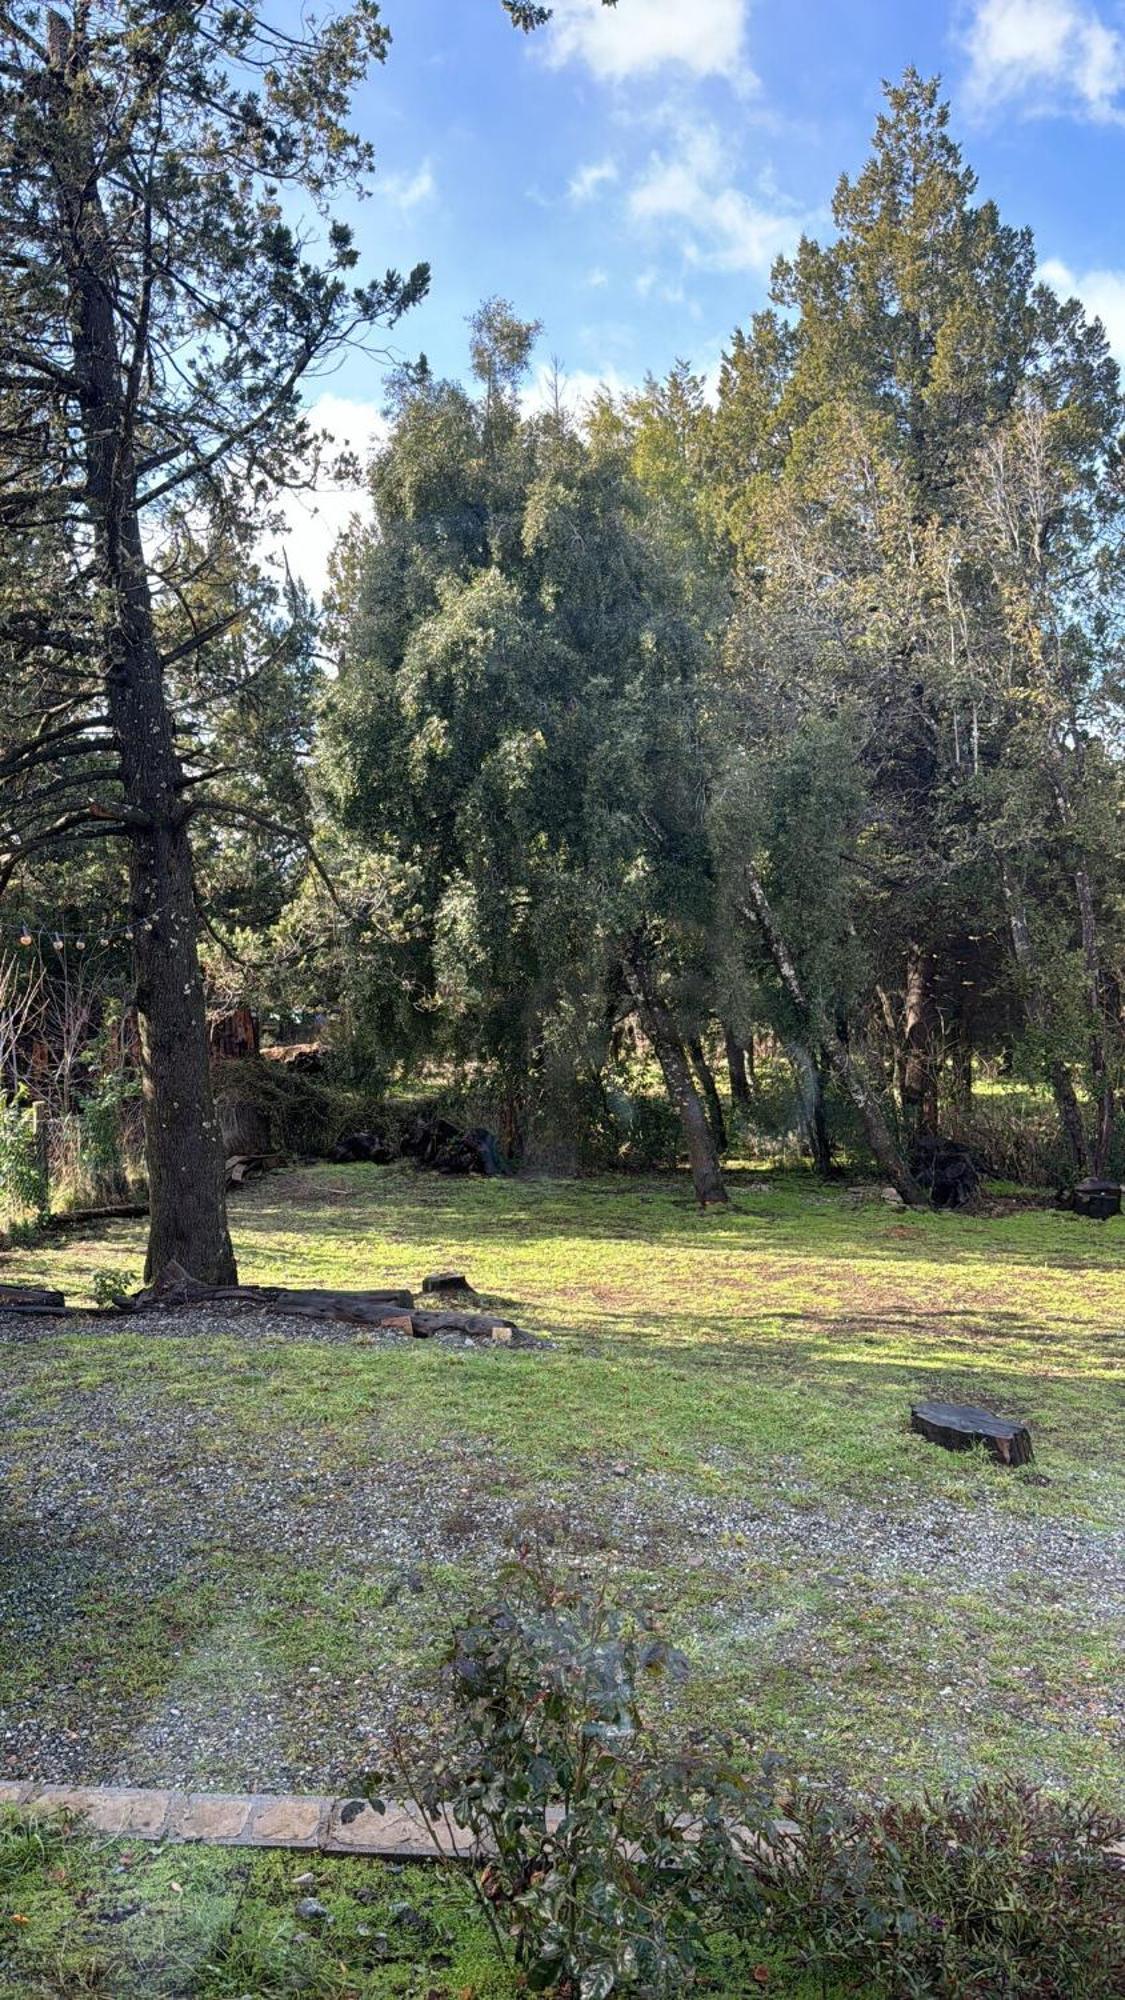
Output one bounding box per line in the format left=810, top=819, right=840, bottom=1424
left=283, top=0, right=1125, bottom=594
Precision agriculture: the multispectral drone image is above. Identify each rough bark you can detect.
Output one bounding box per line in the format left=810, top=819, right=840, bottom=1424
left=723, top=1025, right=753, bottom=1108
left=739, top=867, right=925, bottom=1204
left=624, top=950, right=729, bottom=1207
left=50, top=19, right=235, bottom=1283
left=688, top=1036, right=728, bottom=1153
left=902, top=944, right=939, bottom=1135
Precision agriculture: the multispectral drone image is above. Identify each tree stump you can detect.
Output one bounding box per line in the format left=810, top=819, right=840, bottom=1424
left=422, top=1271, right=473, bottom=1294
left=911, top=1401, right=1033, bottom=1467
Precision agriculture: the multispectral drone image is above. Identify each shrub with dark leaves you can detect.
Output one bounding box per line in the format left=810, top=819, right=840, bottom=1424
left=373, top=1558, right=1125, bottom=1998
left=379, top=1550, right=782, bottom=1998
left=769, top=1780, right=1125, bottom=1997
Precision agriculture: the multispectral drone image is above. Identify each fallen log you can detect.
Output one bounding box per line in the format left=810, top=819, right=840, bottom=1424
left=121, top=1265, right=535, bottom=1344
left=911, top=1401, right=1033, bottom=1467
left=272, top=1288, right=415, bottom=1323
left=130, top=1264, right=415, bottom=1319
left=409, top=1308, right=515, bottom=1340
left=0, top=1283, right=66, bottom=1313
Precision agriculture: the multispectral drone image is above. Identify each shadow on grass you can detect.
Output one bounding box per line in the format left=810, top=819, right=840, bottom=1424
left=231, top=1164, right=1125, bottom=1278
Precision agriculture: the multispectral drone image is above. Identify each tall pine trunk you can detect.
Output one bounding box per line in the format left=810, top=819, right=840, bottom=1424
left=53, top=17, right=235, bottom=1283
left=624, top=950, right=729, bottom=1207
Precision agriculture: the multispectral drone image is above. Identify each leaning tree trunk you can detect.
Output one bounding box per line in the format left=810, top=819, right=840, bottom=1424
left=739, top=866, right=925, bottom=1205
left=723, top=1025, right=753, bottom=1109
left=624, top=950, right=729, bottom=1207
left=688, top=1036, right=728, bottom=1153
left=54, top=19, right=236, bottom=1283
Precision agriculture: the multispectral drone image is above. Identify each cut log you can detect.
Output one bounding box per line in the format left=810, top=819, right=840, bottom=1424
left=0, top=1284, right=65, bottom=1313
left=911, top=1401, right=1033, bottom=1467
left=272, top=1288, right=415, bottom=1323
left=410, top=1308, right=516, bottom=1340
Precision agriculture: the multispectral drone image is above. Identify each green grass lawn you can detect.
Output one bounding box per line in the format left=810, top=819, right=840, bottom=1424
left=1, top=1163, right=1122, bottom=1813
left=0, top=1804, right=841, bottom=1999
left=0, top=1808, right=512, bottom=2000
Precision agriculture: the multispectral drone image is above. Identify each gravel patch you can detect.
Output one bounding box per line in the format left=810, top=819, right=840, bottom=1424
left=2, top=1307, right=1122, bottom=1798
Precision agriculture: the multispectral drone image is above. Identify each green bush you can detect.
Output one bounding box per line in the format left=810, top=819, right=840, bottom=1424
left=389, top=1562, right=1125, bottom=1999
left=771, top=1781, right=1125, bottom=1997
left=379, top=1552, right=775, bottom=1998
left=0, top=1097, right=48, bottom=1226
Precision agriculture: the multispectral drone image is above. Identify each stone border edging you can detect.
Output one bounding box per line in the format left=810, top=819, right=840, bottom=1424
left=5, top=1781, right=1122, bottom=1874
left=0, top=1782, right=469, bottom=1858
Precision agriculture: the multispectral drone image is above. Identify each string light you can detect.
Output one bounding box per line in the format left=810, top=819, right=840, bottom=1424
left=0, top=902, right=187, bottom=950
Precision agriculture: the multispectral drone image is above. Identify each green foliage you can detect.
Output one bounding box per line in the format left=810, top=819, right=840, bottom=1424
left=89, top=1267, right=137, bottom=1309
left=80, top=1068, right=141, bottom=1190
left=322, top=307, right=723, bottom=1163
left=771, top=1782, right=1125, bottom=1997
left=0, top=1098, right=48, bottom=1227
left=210, top=1056, right=388, bottom=1158
left=388, top=1557, right=1125, bottom=1998
left=386, top=1551, right=774, bottom=1998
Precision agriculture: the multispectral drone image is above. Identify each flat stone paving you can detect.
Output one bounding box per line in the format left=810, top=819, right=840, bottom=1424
left=0, top=1782, right=469, bottom=1856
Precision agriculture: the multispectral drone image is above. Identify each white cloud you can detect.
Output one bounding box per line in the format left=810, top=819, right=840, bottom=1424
left=583, top=266, right=610, bottom=287
left=627, top=120, right=806, bottom=274
left=1039, top=256, right=1125, bottom=357
left=568, top=157, right=619, bottom=202
left=378, top=160, right=436, bottom=209
left=962, top=0, right=1125, bottom=119
left=267, top=394, right=388, bottom=604
left=546, top=0, right=753, bottom=85
left=635, top=268, right=689, bottom=305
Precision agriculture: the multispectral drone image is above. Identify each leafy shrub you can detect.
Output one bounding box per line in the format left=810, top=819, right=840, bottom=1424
left=379, top=1552, right=778, bottom=1998
left=386, top=1561, right=1125, bottom=1999
left=771, top=1781, right=1125, bottom=1997
left=89, top=1268, right=138, bottom=1309
left=79, top=1067, right=143, bottom=1201
left=0, top=1096, right=49, bottom=1226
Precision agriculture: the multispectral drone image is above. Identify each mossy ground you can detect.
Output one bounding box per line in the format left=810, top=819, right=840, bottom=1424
left=2, top=1163, right=1122, bottom=1804
left=0, top=1804, right=831, bottom=1999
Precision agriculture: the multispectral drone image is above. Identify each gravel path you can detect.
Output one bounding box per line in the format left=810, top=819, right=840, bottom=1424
left=2, top=1307, right=1122, bottom=1799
